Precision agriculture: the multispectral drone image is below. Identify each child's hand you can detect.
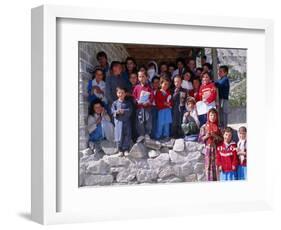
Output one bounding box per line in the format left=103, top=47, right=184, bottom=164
left=203, top=133, right=211, bottom=141
left=96, top=117, right=102, bottom=124
left=218, top=166, right=222, bottom=171
left=119, top=109, right=124, bottom=114
left=184, top=111, right=190, bottom=117
left=160, top=89, right=166, bottom=94
left=92, top=85, right=100, bottom=92
left=232, top=165, right=236, bottom=171
left=137, top=100, right=144, bottom=105
left=211, top=132, right=217, bottom=138
left=205, top=132, right=211, bottom=138
left=164, top=102, right=172, bottom=107
left=143, top=101, right=150, bottom=106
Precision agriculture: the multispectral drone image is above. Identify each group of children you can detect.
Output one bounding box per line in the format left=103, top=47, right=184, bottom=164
left=199, top=109, right=247, bottom=181
left=86, top=51, right=247, bottom=181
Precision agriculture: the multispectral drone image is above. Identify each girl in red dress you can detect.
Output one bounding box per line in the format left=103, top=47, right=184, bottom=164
left=199, top=108, right=223, bottom=181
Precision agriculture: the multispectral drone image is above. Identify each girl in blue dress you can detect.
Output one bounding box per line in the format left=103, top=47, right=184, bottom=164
left=155, top=77, right=173, bottom=140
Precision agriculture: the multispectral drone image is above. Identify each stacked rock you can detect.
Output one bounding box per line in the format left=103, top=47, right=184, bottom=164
left=79, top=138, right=206, bottom=186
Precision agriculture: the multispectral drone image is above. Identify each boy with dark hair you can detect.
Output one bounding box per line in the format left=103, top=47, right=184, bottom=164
left=201, top=55, right=207, bottom=66
left=195, top=67, right=203, bottom=78
left=105, top=61, right=128, bottom=107
left=168, top=63, right=176, bottom=76
left=172, top=57, right=185, bottom=78
left=111, top=87, right=132, bottom=156
left=87, top=99, right=114, bottom=159
left=123, top=57, right=137, bottom=84
left=202, top=63, right=212, bottom=74
left=171, top=75, right=188, bottom=138
left=186, top=58, right=196, bottom=75
left=215, top=65, right=230, bottom=128
left=127, top=72, right=139, bottom=142
left=216, top=127, right=238, bottom=181
left=96, top=51, right=110, bottom=79
left=159, top=62, right=169, bottom=75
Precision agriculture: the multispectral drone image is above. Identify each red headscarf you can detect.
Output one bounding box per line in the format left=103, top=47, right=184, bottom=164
left=205, top=109, right=221, bottom=144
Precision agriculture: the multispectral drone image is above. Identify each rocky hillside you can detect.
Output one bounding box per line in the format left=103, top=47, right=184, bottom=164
left=205, top=48, right=247, bottom=108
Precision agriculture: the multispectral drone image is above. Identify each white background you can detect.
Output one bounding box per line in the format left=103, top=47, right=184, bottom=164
left=0, top=0, right=280, bottom=229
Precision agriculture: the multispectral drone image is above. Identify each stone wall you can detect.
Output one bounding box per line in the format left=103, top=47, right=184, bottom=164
left=79, top=138, right=206, bottom=186
left=79, top=42, right=129, bottom=67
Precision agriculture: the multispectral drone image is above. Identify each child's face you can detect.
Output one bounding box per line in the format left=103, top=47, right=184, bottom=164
left=174, top=77, right=182, bottom=88
left=184, top=73, right=191, bottom=81
left=169, top=66, right=175, bottom=73
left=239, top=130, right=247, bottom=140
left=121, top=63, right=126, bottom=72
left=93, top=103, right=104, bottom=114
left=152, top=79, right=160, bottom=90
left=139, top=67, right=146, bottom=72
left=223, top=131, right=232, bottom=143
left=193, top=79, right=200, bottom=89
left=218, top=68, right=227, bottom=78
left=160, top=64, right=168, bottom=73
left=209, top=112, right=216, bottom=123
left=196, top=69, right=202, bottom=77
left=138, top=72, right=147, bottom=84
left=203, top=66, right=210, bottom=73
left=202, top=74, right=210, bottom=85
left=126, top=60, right=136, bottom=72
left=161, top=80, right=170, bottom=91
left=177, top=61, right=184, bottom=69
left=112, top=64, right=122, bottom=76
left=95, top=70, right=103, bottom=81
left=187, top=102, right=195, bottom=110
left=117, top=89, right=126, bottom=101
left=129, top=74, right=138, bottom=85
left=188, top=60, right=196, bottom=70
left=98, top=56, right=107, bottom=67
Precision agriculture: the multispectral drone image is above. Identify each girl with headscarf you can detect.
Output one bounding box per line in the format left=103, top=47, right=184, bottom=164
left=198, top=108, right=223, bottom=181
left=147, top=61, right=159, bottom=82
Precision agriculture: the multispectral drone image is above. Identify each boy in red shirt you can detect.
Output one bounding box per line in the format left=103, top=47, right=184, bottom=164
left=216, top=127, right=238, bottom=181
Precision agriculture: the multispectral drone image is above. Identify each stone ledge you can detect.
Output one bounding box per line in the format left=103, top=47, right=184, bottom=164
left=80, top=138, right=206, bottom=186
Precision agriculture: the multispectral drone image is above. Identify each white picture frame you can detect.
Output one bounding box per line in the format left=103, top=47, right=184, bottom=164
left=31, top=4, right=275, bottom=225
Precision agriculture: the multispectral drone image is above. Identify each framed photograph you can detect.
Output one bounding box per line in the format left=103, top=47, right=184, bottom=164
left=31, top=5, right=274, bottom=225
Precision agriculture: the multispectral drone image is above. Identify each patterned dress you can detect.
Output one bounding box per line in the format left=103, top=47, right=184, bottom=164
left=198, top=110, right=222, bottom=181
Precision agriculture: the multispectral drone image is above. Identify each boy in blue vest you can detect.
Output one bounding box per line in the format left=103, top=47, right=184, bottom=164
left=215, top=65, right=230, bottom=128
left=111, top=87, right=132, bottom=156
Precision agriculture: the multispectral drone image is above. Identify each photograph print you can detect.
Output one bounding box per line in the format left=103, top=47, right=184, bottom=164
left=79, top=42, right=247, bottom=187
